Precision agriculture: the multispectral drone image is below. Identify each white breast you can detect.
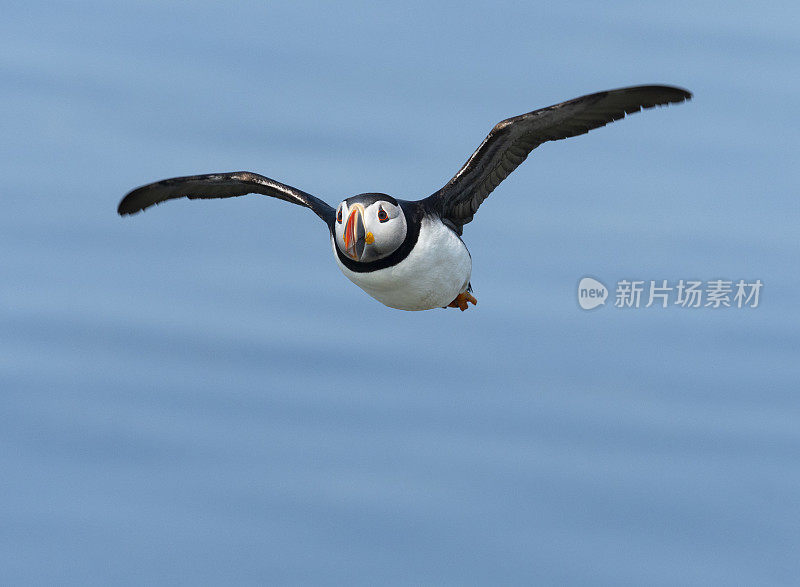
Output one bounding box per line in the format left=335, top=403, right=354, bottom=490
left=332, top=215, right=472, bottom=311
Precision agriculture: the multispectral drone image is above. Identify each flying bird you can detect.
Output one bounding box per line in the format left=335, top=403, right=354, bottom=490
left=118, top=84, right=691, bottom=311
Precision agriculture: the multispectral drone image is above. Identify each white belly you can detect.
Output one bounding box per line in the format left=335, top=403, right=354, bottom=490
left=333, top=216, right=472, bottom=311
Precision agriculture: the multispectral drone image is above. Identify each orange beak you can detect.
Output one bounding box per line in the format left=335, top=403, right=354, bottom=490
left=343, top=204, right=366, bottom=261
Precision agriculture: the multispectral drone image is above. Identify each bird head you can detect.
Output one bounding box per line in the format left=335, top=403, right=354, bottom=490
left=333, top=194, right=408, bottom=263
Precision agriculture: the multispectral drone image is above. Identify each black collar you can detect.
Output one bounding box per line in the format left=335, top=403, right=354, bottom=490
left=333, top=200, right=424, bottom=273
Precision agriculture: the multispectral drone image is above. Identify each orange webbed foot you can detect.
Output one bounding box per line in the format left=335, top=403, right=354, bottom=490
left=446, top=291, right=477, bottom=311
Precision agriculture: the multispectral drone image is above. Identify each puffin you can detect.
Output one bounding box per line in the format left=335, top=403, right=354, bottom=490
left=118, top=84, right=691, bottom=311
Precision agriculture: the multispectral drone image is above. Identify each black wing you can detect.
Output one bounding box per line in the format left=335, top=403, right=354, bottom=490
left=118, top=171, right=335, bottom=226
left=423, top=85, right=691, bottom=233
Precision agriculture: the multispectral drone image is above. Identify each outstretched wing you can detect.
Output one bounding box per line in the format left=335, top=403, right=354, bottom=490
left=423, top=85, right=691, bottom=233
left=118, top=171, right=335, bottom=226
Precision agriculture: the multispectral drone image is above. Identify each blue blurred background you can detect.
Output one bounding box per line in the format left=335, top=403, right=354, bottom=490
left=2, top=1, right=799, bottom=584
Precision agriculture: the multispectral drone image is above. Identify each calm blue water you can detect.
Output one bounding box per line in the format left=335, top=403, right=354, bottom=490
left=2, top=1, right=799, bottom=584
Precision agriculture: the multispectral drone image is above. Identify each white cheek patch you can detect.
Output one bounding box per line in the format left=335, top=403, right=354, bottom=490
left=334, top=205, right=347, bottom=251
left=371, top=214, right=406, bottom=255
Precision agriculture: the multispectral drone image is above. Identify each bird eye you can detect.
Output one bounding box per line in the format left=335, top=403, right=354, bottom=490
left=337, top=208, right=342, bottom=223
left=377, top=207, right=389, bottom=223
